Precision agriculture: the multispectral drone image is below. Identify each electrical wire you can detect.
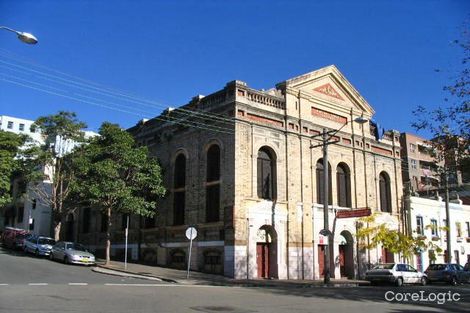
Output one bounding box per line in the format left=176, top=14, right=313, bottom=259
left=0, top=51, right=236, bottom=125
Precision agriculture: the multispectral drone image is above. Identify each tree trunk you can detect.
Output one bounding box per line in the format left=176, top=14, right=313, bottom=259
left=53, top=222, right=61, bottom=241
left=105, top=207, right=112, bottom=265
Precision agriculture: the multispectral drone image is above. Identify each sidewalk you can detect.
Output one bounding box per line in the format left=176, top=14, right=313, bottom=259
left=94, top=260, right=370, bottom=288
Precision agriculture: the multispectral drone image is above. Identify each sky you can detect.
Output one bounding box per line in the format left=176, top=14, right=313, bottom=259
left=0, top=0, right=468, bottom=137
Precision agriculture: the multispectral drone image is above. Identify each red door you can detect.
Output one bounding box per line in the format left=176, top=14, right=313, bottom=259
left=382, top=248, right=394, bottom=263
left=339, top=246, right=346, bottom=277
left=318, top=245, right=325, bottom=278
left=257, top=243, right=269, bottom=278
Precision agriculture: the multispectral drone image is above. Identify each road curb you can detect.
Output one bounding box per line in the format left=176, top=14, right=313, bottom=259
left=92, top=266, right=170, bottom=282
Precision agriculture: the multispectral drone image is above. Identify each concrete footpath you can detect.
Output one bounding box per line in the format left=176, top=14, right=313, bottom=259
left=92, top=260, right=370, bottom=288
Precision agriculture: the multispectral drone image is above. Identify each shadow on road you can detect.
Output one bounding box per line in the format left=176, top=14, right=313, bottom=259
left=0, top=245, right=29, bottom=257
left=252, top=285, right=469, bottom=313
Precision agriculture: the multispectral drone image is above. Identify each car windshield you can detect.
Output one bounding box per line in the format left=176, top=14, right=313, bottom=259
left=373, top=264, right=395, bottom=269
left=427, top=264, right=447, bottom=271
left=66, top=243, right=87, bottom=251
left=38, top=238, right=55, bottom=245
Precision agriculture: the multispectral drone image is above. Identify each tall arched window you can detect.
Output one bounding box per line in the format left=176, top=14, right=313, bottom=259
left=257, top=147, right=276, bottom=200
left=336, top=163, right=351, bottom=208
left=379, top=171, right=392, bottom=213
left=316, top=159, right=332, bottom=205
left=173, top=153, right=186, bottom=225
left=206, top=145, right=221, bottom=222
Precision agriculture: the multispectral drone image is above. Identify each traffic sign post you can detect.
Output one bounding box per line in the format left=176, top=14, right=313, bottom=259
left=185, top=227, right=197, bottom=279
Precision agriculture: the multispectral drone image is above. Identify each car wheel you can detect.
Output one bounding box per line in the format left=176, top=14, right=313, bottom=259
left=49, top=253, right=54, bottom=261
left=35, top=249, right=39, bottom=257
left=396, top=277, right=403, bottom=287
left=450, top=276, right=457, bottom=286
left=420, top=277, right=427, bottom=286
left=64, top=256, right=69, bottom=264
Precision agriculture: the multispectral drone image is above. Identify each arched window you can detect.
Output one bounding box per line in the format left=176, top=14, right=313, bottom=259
left=336, top=163, right=351, bottom=208
left=316, top=159, right=332, bottom=205
left=257, top=147, right=276, bottom=200
left=379, top=171, right=392, bottom=213
left=173, top=153, right=186, bottom=225
left=206, top=145, right=221, bottom=222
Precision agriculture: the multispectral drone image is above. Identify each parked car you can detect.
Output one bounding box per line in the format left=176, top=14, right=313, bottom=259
left=50, top=241, right=95, bottom=265
left=13, top=232, right=31, bottom=250
left=425, top=263, right=470, bottom=285
left=24, top=235, right=55, bottom=256
left=1, top=227, right=29, bottom=250
left=365, top=263, right=427, bottom=286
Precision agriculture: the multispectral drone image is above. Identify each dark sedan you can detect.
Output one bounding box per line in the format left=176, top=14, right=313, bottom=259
left=425, top=263, right=470, bottom=285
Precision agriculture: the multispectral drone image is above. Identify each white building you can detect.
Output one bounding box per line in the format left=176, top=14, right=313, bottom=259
left=409, top=195, right=470, bottom=271
left=1, top=114, right=97, bottom=238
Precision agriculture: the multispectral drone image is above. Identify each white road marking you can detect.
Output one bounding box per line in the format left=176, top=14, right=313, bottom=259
left=0, top=284, right=9, bottom=286
left=28, top=283, right=48, bottom=286
left=68, top=283, right=88, bottom=286
left=103, top=283, right=230, bottom=288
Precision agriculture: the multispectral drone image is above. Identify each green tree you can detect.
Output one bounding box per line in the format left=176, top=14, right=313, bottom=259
left=28, top=111, right=87, bottom=240
left=0, top=131, right=26, bottom=207
left=71, top=122, right=165, bottom=264
left=356, top=214, right=442, bottom=263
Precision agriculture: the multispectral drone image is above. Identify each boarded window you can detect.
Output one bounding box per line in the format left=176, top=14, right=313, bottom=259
left=206, top=145, right=220, bottom=182
left=316, top=159, right=332, bottom=205
left=336, top=163, right=351, bottom=208
left=206, top=184, right=220, bottom=222
left=173, top=191, right=185, bottom=225
left=379, top=172, right=392, bottom=213
left=173, top=153, right=186, bottom=226
left=206, top=145, right=221, bottom=222
left=257, top=148, right=276, bottom=200
left=174, top=154, right=186, bottom=188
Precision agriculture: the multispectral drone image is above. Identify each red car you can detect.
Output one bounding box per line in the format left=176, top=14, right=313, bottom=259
left=2, top=227, right=29, bottom=250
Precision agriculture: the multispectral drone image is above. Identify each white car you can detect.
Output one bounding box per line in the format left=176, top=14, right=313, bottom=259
left=365, top=263, right=427, bottom=286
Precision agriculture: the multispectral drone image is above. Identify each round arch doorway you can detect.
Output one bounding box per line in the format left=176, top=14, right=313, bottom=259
left=338, top=230, right=354, bottom=279
left=256, top=225, right=278, bottom=279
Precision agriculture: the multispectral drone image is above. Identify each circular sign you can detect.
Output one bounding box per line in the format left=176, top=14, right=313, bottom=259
left=185, top=227, right=197, bottom=240
left=319, top=229, right=332, bottom=237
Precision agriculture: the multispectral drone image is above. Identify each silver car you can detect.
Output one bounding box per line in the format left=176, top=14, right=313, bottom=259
left=50, top=241, right=95, bottom=265
left=24, top=235, right=55, bottom=256
left=365, top=263, right=427, bottom=286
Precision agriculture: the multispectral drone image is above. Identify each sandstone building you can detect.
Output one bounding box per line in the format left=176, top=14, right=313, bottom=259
left=78, top=65, right=403, bottom=279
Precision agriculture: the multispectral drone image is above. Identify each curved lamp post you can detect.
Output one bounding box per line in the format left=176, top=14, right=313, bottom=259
left=1, top=26, right=38, bottom=44
left=310, top=115, right=368, bottom=284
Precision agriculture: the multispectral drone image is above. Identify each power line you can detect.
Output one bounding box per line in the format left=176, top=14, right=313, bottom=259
left=0, top=52, right=236, bottom=125
left=0, top=75, right=235, bottom=135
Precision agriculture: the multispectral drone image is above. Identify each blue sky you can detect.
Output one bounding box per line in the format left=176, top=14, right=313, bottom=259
left=0, top=0, right=468, bottom=137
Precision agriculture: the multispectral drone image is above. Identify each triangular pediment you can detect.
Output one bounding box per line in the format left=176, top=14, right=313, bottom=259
left=277, top=65, right=375, bottom=116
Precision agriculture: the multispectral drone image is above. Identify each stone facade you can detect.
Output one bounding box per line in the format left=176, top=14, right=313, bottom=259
left=77, top=65, right=403, bottom=279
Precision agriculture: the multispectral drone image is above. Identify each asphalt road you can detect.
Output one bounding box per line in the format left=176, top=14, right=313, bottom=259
left=1, top=246, right=469, bottom=313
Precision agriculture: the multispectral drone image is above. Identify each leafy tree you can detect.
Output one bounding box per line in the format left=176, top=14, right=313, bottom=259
left=356, top=214, right=442, bottom=263
left=71, top=122, right=165, bottom=264
left=0, top=131, right=26, bottom=207
left=28, top=111, right=87, bottom=240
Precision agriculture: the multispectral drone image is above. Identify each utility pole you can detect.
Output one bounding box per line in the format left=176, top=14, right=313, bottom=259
left=444, top=172, right=451, bottom=263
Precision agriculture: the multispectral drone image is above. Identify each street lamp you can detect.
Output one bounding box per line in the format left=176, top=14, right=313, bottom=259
left=0, top=26, right=38, bottom=44
left=310, top=115, right=368, bottom=284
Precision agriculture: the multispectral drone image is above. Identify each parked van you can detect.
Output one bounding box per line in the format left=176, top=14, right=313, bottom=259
left=1, top=227, right=29, bottom=250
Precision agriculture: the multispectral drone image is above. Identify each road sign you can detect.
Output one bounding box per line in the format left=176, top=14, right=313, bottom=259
left=336, top=208, right=371, bottom=219
left=185, top=227, right=197, bottom=240
left=186, top=227, right=197, bottom=279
